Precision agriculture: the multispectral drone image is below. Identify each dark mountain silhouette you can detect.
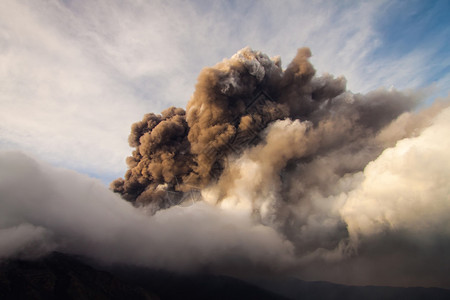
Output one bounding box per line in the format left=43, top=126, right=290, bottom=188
left=251, top=277, right=450, bottom=300
left=0, top=253, right=285, bottom=300
left=1, top=252, right=449, bottom=300
left=0, top=253, right=155, bottom=300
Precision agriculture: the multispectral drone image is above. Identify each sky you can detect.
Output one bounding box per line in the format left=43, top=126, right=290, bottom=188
left=0, top=0, right=449, bottom=184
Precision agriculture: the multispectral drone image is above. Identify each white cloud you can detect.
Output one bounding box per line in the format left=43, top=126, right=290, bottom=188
left=0, top=150, right=295, bottom=272
left=340, top=106, right=450, bottom=238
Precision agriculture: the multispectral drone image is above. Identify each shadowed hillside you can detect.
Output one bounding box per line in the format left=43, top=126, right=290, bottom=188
left=1, top=253, right=449, bottom=300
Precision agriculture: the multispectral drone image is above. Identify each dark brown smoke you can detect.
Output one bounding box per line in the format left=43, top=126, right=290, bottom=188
left=110, top=107, right=194, bottom=207
left=111, top=47, right=423, bottom=209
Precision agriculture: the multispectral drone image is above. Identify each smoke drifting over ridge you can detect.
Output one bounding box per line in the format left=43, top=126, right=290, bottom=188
left=1, top=47, right=450, bottom=287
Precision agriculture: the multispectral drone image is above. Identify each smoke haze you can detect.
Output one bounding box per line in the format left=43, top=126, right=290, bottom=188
left=1, top=47, right=450, bottom=288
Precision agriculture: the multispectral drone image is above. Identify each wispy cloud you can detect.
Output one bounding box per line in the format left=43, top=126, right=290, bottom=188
left=0, top=0, right=448, bottom=180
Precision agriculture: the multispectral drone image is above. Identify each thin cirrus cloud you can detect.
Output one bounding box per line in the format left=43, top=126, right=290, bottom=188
left=0, top=0, right=448, bottom=182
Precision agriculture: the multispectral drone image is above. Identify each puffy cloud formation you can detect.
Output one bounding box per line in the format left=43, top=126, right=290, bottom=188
left=2, top=48, right=449, bottom=287
left=341, top=106, right=450, bottom=237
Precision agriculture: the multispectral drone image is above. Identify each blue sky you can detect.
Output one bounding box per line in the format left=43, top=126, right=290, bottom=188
left=0, top=0, right=449, bottom=184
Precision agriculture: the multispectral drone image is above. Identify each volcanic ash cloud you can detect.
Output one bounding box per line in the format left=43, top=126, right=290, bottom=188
left=1, top=47, right=449, bottom=287
left=108, top=47, right=450, bottom=286
left=112, top=47, right=426, bottom=208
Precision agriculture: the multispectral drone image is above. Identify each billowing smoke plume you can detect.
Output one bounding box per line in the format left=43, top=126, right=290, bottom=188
left=110, top=107, right=193, bottom=207
left=2, top=47, right=450, bottom=288
left=112, top=47, right=424, bottom=209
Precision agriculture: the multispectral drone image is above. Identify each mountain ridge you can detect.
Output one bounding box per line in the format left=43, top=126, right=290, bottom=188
left=1, top=252, right=449, bottom=300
